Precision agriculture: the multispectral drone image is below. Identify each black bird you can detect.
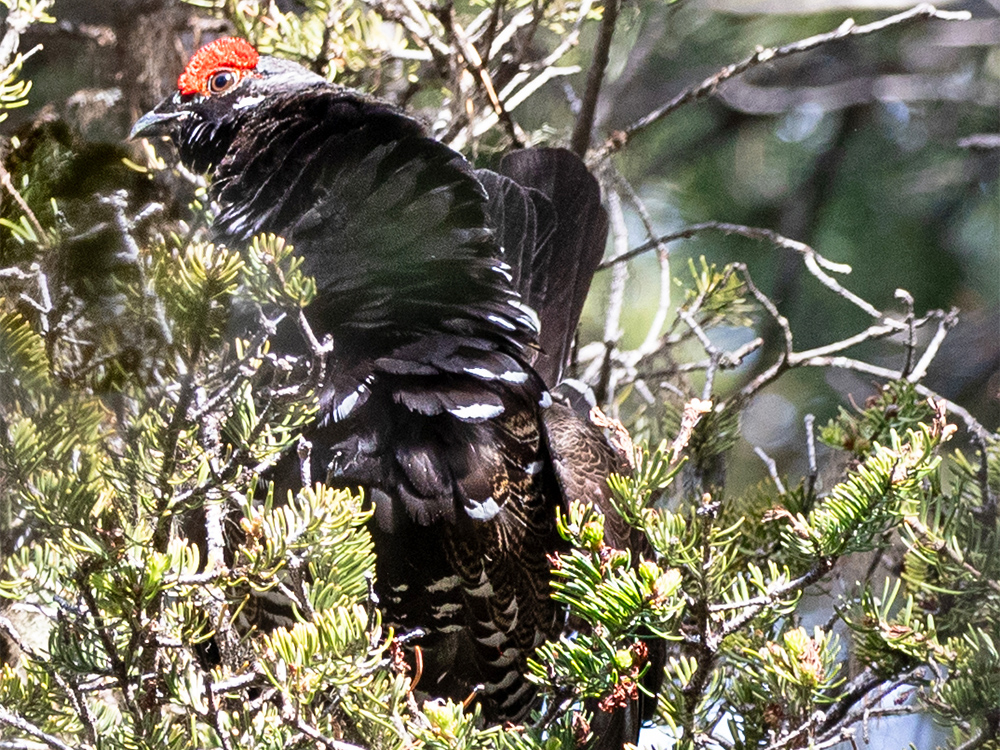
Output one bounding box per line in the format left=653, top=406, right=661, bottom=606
left=131, top=37, right=646, bottom=735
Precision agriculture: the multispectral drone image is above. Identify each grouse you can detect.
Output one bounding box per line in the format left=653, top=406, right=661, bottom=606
left=131, top=37, right=645, bottom=735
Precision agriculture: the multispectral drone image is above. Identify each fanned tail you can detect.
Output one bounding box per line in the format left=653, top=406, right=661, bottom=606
left=478, top=148, right=608, bottom=388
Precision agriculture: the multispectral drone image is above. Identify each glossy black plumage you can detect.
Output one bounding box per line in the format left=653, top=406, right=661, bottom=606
left=132, top=38, right=643, bottom=732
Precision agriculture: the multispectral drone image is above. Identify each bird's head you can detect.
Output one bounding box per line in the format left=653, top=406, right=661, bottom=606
left=130, top=37, right=327, bottom=172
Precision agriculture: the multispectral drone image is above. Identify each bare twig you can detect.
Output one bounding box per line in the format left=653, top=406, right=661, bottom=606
left=483, top=5, right=533, bottom=61
left=813, top=667, right=928, bottom=745
left=600, top=221, right=889, bottom=322
left=297, top=309, right=334, bottom=387
left=609, top=170, right=673, bottom=356
left=597, top=189, right=629, bottom=406
left=0, top=704, right=78, bottom=750
left=804, top=414, right=818, bottom=498
left=570, top=0, right=620, bottom=156
left=477, top=0, right=504, bottom=66
left=792, top=355, right=990, bottom=441
left=594, top=4, right=972, bottom=159
left=98, top=192, right=172, bottom=346
left=204, top=673, right=234, bottom=750
left=677, top=308, right=720, bottom=400
left=709, top=561, right=833, bottom=619
left=957, top=133, right=1000, bottom=150
left=291, top=718, right=366, bottom=750
left=531, top=0, right=592, bottom=70
left=907, top=307, right=959, bottom=382
left=0, top=162, right=47, bottom=244
left=753, top=447, right=787, bottom=495
left=953, top=727, right=996, bottom=750
left=896, top=289, right=916, bottom=377
left=298, top=436, right=313, bottom=488
left=441, top=8, right=526, bottom=146
left=734, top=263, right=794, bottom=358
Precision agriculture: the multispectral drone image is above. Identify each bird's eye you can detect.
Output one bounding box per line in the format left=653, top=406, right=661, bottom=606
left=207, top=69, right=238, bottom=95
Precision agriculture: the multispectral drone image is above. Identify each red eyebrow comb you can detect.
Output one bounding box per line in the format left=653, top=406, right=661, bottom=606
left=178, top=37, right=259, bottom=96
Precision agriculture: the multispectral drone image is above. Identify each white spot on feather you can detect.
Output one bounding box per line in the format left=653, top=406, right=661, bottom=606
left=432, top=603, right=462, bottom=619
left=449, top=403, right=504, bottom=420
left=488, top=314, right=516, bottom=331
left=491, top=669, right=521, bottom=691
left=499, top=370, right=528, bottom=383
left=466, top=495, right=501, bottom=521
left=488, top=648, right=520, bottom=669
left=427, top=575, right=461, bottom=593
left=500, top=679, right=534, bottom=706
left=234, top=94, right=264, bottom=110
left=333, top=386, right=366, bottom=421
left=464, top=367, right=494, bottom=379
left=476, top=630, right=507, bottom=648
left=468, top=574, right=494, bottom=597
left=507, top=299, right=540, bottom=331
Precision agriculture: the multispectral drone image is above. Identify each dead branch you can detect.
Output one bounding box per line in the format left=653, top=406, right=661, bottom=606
left=593, top=4, right=971, bottom=160
left=570, top=0, right=620, bottom=156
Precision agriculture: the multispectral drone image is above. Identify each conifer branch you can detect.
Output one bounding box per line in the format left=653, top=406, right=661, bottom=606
left=0, top=704, right=79, bottom=750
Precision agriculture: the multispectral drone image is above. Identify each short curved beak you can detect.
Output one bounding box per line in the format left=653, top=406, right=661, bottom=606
left=129, top=95, right=187, bottom=140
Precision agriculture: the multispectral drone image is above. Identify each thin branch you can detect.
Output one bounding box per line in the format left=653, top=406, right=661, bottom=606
left=570, top=0, right=620, bottom=156
left=599, top=221, right=847, bottom=274
left=297, top=309, right=334, bottom=388
left=441, top=7, right=526, bottom=146
left=530, top=0, right=591, bottom=69
left=814, top=667, right=927, bottom=743
left=753, top=447, right=787, bottom=494
left=734, top=263, right=793, bottom=358
left=953, top=727, right=997, bottom=750
left=291, top=719, right=366, bottom=750
left=74, top=574, right=140, bottom=724
left=594, top=4, right=971, bottom=159
left=895, top=288, right=917, bottom=377
left=957, top=133, right=1000, bottom=150
left=0, top=161, right=47, bottom=244
left=804, top=414, right=818, bottom=499
left=204, top=673, right=234, bottom=750
left=791, top=321, right=906, bottom=361
left=790, top=354, right=990, bottom=441
left=601, top=221, right=891, bottom=322
left=484, top=5, right=533, bottom=62
left=717, top=561, right=834, bottom=635
left=907, top=307, right=959, bottom=382
left=476, top=0, right=504, bottom=66
left=490, top=64, right=580, bottom=118
left=597, top=189, right=629, bottom=405
left=903, top=515, right=1000, bottom=595
left=610, top=170, right=673, bottom=356
left=0, top=705, right=79, bottom=750
left=677, top=309, right=720, bottom=400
